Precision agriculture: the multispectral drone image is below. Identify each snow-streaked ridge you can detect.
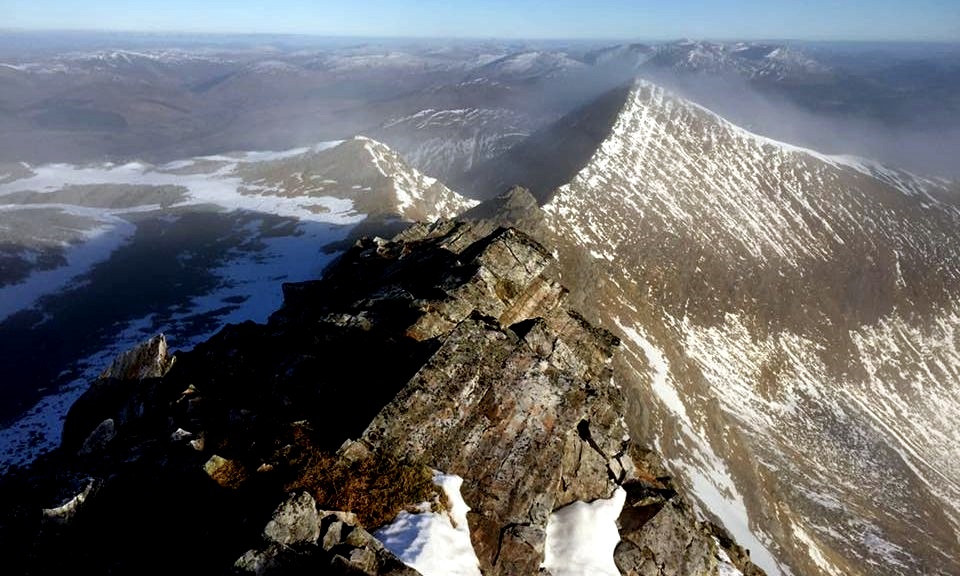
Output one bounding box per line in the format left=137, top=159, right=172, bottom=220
left=546, top=80, right=959, bottom=269
left=356, top=136, right=478, bottom=219
left=542, top=79, right=960, bottom=575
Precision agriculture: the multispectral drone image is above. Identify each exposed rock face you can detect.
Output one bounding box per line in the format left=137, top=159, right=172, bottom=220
left=354, top=228, right=624, bottom=573
left=61, top=334, right=176, bottom=455
left=98, top=333, right=175, bottom=381
left=0, top=217, right=764, bottom=575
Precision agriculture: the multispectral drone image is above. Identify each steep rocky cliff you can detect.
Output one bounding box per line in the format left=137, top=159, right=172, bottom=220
left=0, top=216, right=763, bottom=576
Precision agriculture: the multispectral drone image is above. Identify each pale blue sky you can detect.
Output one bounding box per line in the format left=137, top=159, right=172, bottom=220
left=4, top=0, right=959, bottom=41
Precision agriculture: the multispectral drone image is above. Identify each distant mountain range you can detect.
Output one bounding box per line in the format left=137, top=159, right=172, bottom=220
left=3, top=38, right=958, bottom=180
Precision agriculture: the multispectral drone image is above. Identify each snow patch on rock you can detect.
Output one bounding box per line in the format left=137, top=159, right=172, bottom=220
left=374, top=473, right=482, bottom=576
left=541, top=487, right=626, bottom=576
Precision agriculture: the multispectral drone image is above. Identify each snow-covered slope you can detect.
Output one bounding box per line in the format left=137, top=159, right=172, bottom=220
left=262, top=136, right=478, bottom=221
left=370, top=108, right=534, bottom=182
left=539, top=81, right=960, bottom=576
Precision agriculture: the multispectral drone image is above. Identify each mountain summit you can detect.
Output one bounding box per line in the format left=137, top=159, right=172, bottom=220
left=504, top=80, right=960, bottom=576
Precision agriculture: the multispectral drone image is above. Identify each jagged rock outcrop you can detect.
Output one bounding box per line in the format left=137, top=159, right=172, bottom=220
left=462, top=187, right=769, bottom=576
left=60, top=334, right=176, bottom=455
left=0, top=216, right=764, bottom=576
left=235, top=492, right=419, bottom=575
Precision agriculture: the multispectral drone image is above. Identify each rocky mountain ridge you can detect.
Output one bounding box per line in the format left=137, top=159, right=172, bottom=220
left=0, top=213, right=764, bottom=576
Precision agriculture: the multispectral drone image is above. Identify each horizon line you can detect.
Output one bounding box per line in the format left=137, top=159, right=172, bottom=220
left=2, top=27, right=958, bottom=45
